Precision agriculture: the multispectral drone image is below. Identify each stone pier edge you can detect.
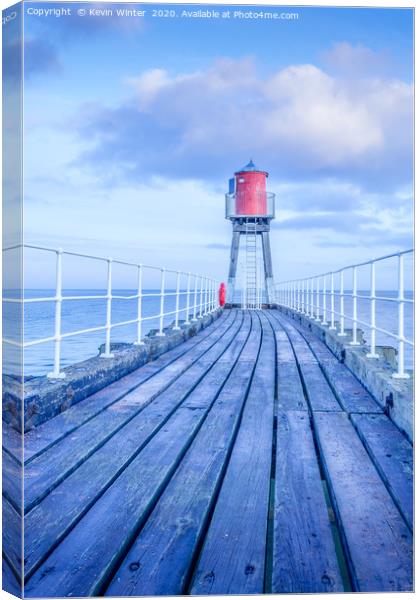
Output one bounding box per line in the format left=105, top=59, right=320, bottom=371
left=3, top=309, right=223, bottom=432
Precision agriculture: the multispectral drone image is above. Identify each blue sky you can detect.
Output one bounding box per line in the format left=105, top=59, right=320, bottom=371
left=19, top=2, right=414, bottom=288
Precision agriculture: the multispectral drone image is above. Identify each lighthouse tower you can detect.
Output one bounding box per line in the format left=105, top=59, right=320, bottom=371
left=225, top=160, right=276, bottom=307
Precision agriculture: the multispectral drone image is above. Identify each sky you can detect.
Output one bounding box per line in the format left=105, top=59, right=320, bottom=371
left=13, top=2, right=414, bottom=288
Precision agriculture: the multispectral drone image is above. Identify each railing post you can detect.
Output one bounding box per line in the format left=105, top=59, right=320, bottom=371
left=213, top=280, right=217, bottom=311
left=204, top=277, right=209, bottom=315
left=174, top=270, right=181, bottom=330
left=185, top=272, right=191, bottom=324
left=366, top=262, right=379, bottom=358
left=157, top=268, right=166, bottom=336
left=293, top=281, right=296, bottom=311
left=192, top=274, right=198, bottom=321
left=47, top=248, right=65, bottom=379
left=134, top=264, right=144, bottom=345
left=315, top=277, right=320, bottom=321
left=299, top=280, right=303, bottom=312
left=338, top=270, right=346, bottom=336
left=101, top=258, right=115, bottom=357
left=208, top=278, right=212, bottom=313
left=322, top=275, right=327, bottom=325
left=329, top=272, right=336, bottom=330
left=350, top=266, right=360, bottom=345
left=199, top=275, right=204, bottom=318
left=393, top=254, right=409, bottom=379
left=310, top=278, right=314, bottom=318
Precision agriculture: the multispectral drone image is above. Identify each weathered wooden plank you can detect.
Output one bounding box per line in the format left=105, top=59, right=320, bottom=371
left=22, top=310, right=232, bottom=465
left=2, top=556, right=21, bottom=598
left=2, top=422, right=23, bottom=465
left=2, top=450, right=22, bottom=513
left=3, top=498, right=21, bottom=576
left=270, top=315, right=317, bottom=365
left=285, top=315, right=383, bottom=414
left=24, top=314, right=255, bottom=598
left=271, top=311, right=380, bottom=414
left=278, top=363, right=307, bottom=411
left=271, top=411, right=343, bottom=593
left=350, top=414, right=413, bottom=530
left=319, top=362, right=382, bottom=414
left=299, top=364, right=342, bottom=412
left=23, top=312, right=246, bottom=578
left=104, top=313, right=262, bottom=597
left=313, top=412, right=413, bottom=592
left=23, top=312, right=238, bottom=512
left=189, top=314, right=274, bottom=595
left=264, top=312, right=307, bottom=411
left=267, top=313, right=341, bottom=411
left=288, top=320, right=337, bottom=363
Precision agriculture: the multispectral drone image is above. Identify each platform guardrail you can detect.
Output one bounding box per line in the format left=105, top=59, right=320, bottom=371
left=225, top=191, right=275, bottom=220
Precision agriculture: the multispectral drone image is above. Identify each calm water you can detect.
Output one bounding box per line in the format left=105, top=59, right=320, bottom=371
left=2, top=289, right=414, bottom=377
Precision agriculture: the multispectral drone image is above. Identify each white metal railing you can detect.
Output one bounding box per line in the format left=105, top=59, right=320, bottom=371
left=2, top=244, right=219, bottom=379
left=275, top=249, right=414, bottom=379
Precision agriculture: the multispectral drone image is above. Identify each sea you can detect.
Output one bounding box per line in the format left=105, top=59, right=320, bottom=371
left=2, top=289, right=414, bottom=377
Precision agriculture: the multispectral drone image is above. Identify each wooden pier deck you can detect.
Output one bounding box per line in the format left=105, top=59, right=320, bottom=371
left=3, top=309, right=413, bottom=596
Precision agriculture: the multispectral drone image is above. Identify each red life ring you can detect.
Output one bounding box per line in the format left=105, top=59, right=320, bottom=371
left=219, top=282, right=226, bottom=307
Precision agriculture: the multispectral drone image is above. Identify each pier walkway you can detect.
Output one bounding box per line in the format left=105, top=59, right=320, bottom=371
left=4, top=309, right=413, bottom=596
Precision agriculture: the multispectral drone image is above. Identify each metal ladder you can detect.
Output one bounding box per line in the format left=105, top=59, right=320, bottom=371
left=244, top=219, right=259, bottom=309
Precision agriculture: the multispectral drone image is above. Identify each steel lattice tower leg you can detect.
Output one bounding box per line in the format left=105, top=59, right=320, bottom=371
left=226, top=221, right=275, bottom=306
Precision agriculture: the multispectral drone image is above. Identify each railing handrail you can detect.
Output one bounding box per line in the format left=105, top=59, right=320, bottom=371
left=225, top=191, right=276, bottom=199
left=276, top=248, right=414, bottom=284
left=2, top=243, right=206, bottom=278
left=274, top=249, right=414, bottom=380
left=2, top=244, right=219, bottom=379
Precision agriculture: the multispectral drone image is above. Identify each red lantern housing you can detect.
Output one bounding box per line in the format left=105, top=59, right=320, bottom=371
left=234, top=160, right=268, bottom=216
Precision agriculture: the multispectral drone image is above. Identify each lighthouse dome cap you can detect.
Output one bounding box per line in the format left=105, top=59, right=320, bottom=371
left=235, top=159, right=268, bottom=175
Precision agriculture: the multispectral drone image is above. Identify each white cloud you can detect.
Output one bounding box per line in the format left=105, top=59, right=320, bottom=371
left=78, top=54, right=413, bottom=187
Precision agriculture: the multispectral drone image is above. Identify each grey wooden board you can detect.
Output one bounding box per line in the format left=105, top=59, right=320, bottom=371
left=319, top=362, right=382, bottom=414
left=270, top=316, right=317, bottom=365
left=22, top=310, right=232, bottom=465
left=271, top=411, right=343, bottom=593
left=289, top=317, right=382, bottom=414
left=273, top=311, right=381, bottom=415
left=298, top=364, right=342, bottom=412
left=23, top=312, right=245, bottom=578
left=3, top=498, right=21, bottom=575
left=190, top=314, right=274, bottom=595
left=313, top=412, right=413, bottom=592
left=291, top=325, right=337, bottom=363
left=269, top=313, right=341, bottom=412
left=25, top=314, right=254, bottom=598
left=264, top=312, right=307, bottom=411
left=2, top=423, right=22, bottom=465
left=2, top=450, right=22, bottom=513
left=278, top=364, right=307, bottom=411
left=105, top=314, right=261, bottom=596
left=23, top=312, right=238, bottom=512
left=350, top=414, right=413, bottom=530
left=2, top=557, right=21, bottom=598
